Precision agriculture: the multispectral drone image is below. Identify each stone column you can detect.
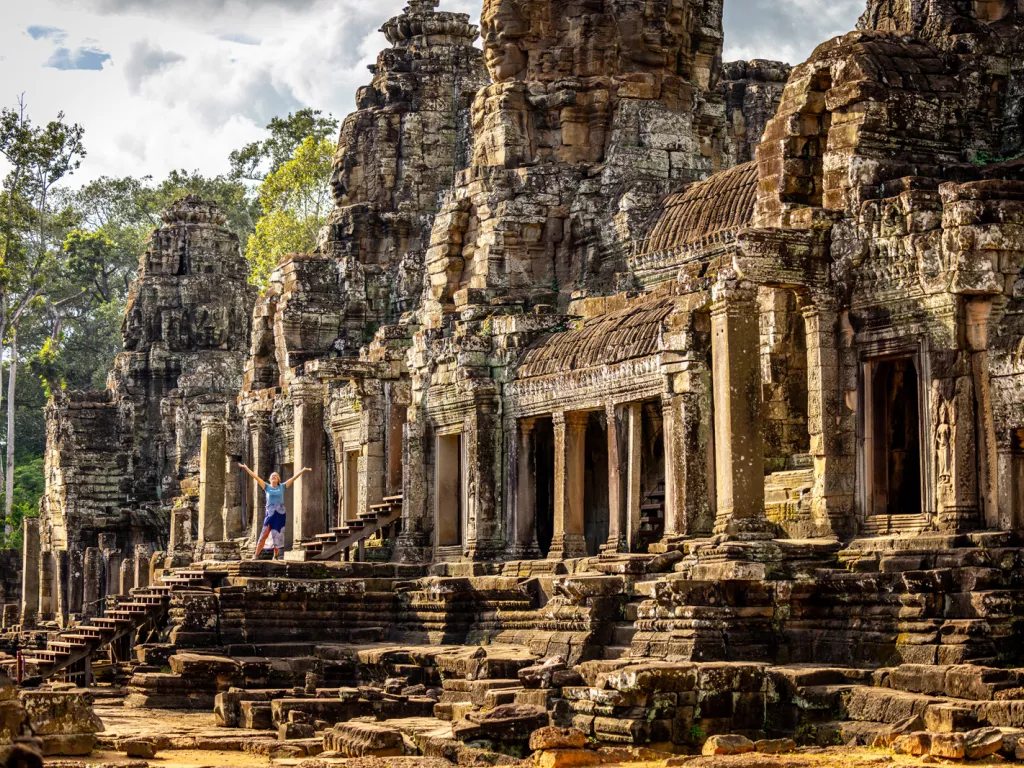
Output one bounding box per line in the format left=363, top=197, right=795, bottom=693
left=933, top=373, right=980, bottom=531
left=20, top=518, right=39, bottom=627
left=169, top=508, right=191, bottom=553
left=661, top=348, right=715, bottom=538
left=967, top=298, right=997, bottom=529
left=223, top=454, right=244, bottom=539
left=803, top=301, right=854, bottom=536
left=134, top=546, right=152, bottom=590
left=511, top=417, right=539, bottom=558
left=83, top=548, right=105, bottom=618
left=198, top=413, right=227, bottom=542
left=37, top=551, right=53, bottom=623
left=624, top=403, right=643, bottom=552
left=119, top=556, right=135, bottom=597
left=248, top=413, right=273, bottom=540
left=292, top=383, right=326, bottom=544
left=711, top=279, right=770, bottom=536
left=468, top=400, right=504, bottom=560
left=395, top=418, right=430, bottom=563
left=53, top=551, right=70, bottom=627
left=604, top=404, right=626, bottom=553
left=68, top=548, right=84, bottom=616
left=548, top=411, right=588, bottom=559
left=105, top=550, right=122, bottom=597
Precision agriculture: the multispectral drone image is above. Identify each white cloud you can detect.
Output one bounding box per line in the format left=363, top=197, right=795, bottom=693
left=123, top=40, right=185, bottom=93
left=0, top=0, right=863, bottom=188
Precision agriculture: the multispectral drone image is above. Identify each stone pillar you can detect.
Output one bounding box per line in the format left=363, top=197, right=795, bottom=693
left=149, top=551, right=164, bottom=588
left=511, top=417, right=539, bottom=558
left=169, top=508, right=191, bottom=553
left=223, top=454, right=244, bottom=539
left=119, top=556, right=135, bottom=597
left=967, top=298, right=998, bottom=529
left=624, top=403, right=643, bottom=552
left=20, top=518, right=39, bottom=627
left=292, top=383, right=326, bottom=544
left=466, top=400, right=504, bottom=560
left=933, top=373, right=980, bottom=531
left=711, top=279, right=770, bottom=536
left=83, top=547, right=105, bottom=618
left=604, top=404, right=627, bottom=553
left=53, top=550, right=70, bottom=627
left=68, top=548, right=84, bottom=616
left=395, top=418, right=430, bottom=563
left=548, top=411, right=588, bottom=559
left=134, top=546, right=152, bottom=590
left=248, top=413, right=273, bottom=541
left=803, top=301, right=854, bottom=537
left=38, top=550, right=53, bottom=623
left=105, top=551, right=122, bottom=597
left=198, top=413, right=227, bottom=542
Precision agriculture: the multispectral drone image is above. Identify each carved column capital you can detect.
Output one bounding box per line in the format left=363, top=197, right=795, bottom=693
left=710, top=276, right=758, bottom=315
left=289, top=380, right=328, bottom=406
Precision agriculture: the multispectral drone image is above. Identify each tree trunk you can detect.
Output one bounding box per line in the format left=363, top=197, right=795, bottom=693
left=5, top=332, right=17, bottom=523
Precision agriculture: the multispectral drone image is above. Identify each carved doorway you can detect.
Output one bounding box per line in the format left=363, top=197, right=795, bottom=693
left=869, top=357, right=922, bottom=516
left=435, top=433, right=463, bottom=548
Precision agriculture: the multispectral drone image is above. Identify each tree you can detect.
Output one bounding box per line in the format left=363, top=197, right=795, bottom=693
left=0, top=96, right=85, bottom=527
left=244, top=136, right=334, bottom=288
left=229, top=109, right=338, bottom=182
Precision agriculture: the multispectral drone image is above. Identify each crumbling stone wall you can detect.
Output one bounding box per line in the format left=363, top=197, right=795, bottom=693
left=722, top=59, right=790, bottom=165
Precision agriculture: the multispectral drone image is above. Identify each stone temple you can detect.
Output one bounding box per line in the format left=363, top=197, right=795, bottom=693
left=5, top=0, right=1024, bottom=763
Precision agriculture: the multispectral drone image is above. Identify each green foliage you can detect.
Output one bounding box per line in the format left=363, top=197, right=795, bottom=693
left=149, top=169, right=258, bottom=249
left=0, top=453, right=43, bottom=548
left=971, top=148, right=1024, bottom=166
left=245, top=136, right=334, bottom=288
left=229, top=109, right=338, bottom=181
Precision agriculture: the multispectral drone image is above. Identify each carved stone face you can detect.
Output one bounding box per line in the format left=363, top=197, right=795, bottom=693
left=611, top=0, right=690, bottom=72
left=480, top=0, right=531, bottom=82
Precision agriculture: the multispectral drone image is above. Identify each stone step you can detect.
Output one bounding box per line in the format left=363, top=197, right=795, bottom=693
left=602, top=646, right=632, bottom=660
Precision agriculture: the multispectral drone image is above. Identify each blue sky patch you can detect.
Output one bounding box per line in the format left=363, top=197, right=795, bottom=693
left=219, top=33, right=261, bottom=45
left=27, top=25, right=67, bottom=41
left=45, top=46, right=112, bottom=71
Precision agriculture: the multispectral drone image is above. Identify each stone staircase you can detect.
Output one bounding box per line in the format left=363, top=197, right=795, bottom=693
left=11, top=585, right=172, bottom=680
left=297, top=495, right=403, bottom=561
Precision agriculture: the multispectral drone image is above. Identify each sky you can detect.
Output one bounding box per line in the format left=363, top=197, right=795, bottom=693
left=0, top=0, right=866, bottom=187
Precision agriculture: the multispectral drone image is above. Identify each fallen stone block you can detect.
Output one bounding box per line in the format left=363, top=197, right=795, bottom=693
left=754, top=737, right=795, bottom=753
left=924, top=703, right=978, bottom=733
left=279, top=722, right=315, bottom=740
left=529, top=726, right=587, bottom=751
left=872, top=713, right=924, bottom=748
left=533, top=749, right=602, bottom=768
left=929, top=731, right=966, bottom=759
left=123, top=739, right=158, bottom=759
left=892, top=731, right=930, bottom=756
left=964, top=726, right=1003, bottom=759
left=325, top=721, right=404, bottom=757
left=701, top=734, right=754, bottom=756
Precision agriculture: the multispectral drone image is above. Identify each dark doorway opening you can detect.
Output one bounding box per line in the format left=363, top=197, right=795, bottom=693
left=436, top=433, right=463, bottom=547
left=638, top=400, right=666, bottom=551
left=534, top=418, right=555, bottom=557
left=871, top=357, right=922, bottom=516
left=583, top=411, right=609, bottom=556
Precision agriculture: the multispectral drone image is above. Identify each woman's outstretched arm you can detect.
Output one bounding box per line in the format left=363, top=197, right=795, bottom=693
left=284, top=467, right=312, bottom=488
left=239, top=464, right=267, bottom=489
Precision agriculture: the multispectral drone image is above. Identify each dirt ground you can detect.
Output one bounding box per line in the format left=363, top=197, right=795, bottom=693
left=46, top=705, right=972, bottom=768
